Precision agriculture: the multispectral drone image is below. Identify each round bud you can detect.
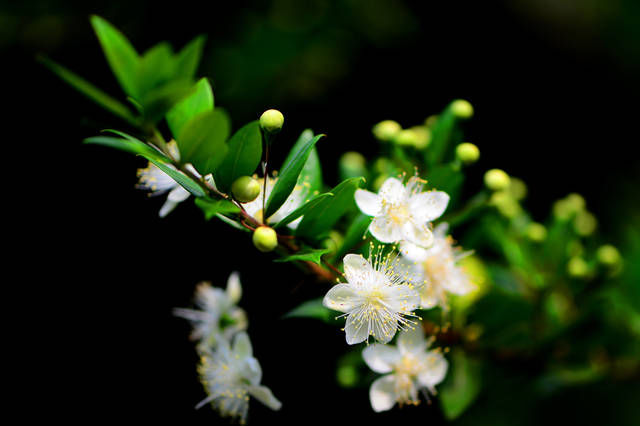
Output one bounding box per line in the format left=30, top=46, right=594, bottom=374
left=231, top=176, right=261, bottom=203
left=451, top=99, right=474, bottom=119
left=252, top=226, right=278, bottom=252
left=597, top=244, right=621, bottom=266
left=372, top=120, right=401, bottom=142
left=573, top=211, right=597, bottom=236
left=484, top=169, right=511, bottom=191
left=409, top=126, right=431, bottom=149
left=425, top=115, right=438, bottom=127
left=526, top=222, right=547, bottom=242
left=393, top=129, right=419, bottom=147
left=260, top=109, right=284, bottom=133
left=566, top=193, right=586, bottom=212
left=490, top=191, right=521, bottom=218
left=456, top=142, right=480, bottom=165
left=339, top=152, right=367, bottom=180
left=336, top=365, right=358, bottom=388
left=509, top=177, right=528, bottom=201
left=567, top=256, right=589, bottom=278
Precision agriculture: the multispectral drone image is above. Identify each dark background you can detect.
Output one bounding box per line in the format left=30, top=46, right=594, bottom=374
left=5, top=0, right=639, bottom=423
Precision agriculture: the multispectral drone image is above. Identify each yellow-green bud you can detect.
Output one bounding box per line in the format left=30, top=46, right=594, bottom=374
left=526, top=222, right=547, bottom=242
left=231, top=176, right=261, bottom=203
left=260, top=109, right=284, bottom=133
left=323, top=230, right=344, bottom=255
left=490, top=191, right=521, bottom=218
left=451, top=99, right=474, bottom=119
left=372, top=120, right=401, bottom=142
left=484, top=169, right=511, bottom=191
left=509, top=177, right=528, bottom=201
left=393, top=129, right=419, bottom=146
left=336, top=365, right=358, bottom=388
left=409, top=126, right=431, bottom=149
left=425, top=115, right=438, bottom=127
left=456, top=142, right=480, bottom=165
left=574, top=211, right=597, bottom=236
left=597, top=244, right=621, bottom=266
left=339, top=152, right=367, bottom=180
left=567, top=256, right=589, bottom=278
left=252, top=226, right=278, bottom=252
left=566, top=193, right=586, bottom=212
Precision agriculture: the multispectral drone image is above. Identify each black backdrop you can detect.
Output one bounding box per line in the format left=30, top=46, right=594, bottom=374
left=8, top=0, right=640, bottom=423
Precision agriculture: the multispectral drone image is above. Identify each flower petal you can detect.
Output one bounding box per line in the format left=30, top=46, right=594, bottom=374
left=409, top=191, right=450, bottom=222
left=345, top=312, right=370, bottom=345
left=379, top=177, right=406, bottom=205
left=167, top=185, right=191, bottom=203
left=343, top=254, right=374, bottom=284
left=417, top=352, right=448, bottom=388
left=370, top=216, right=402, bottom=243
left=232, top=331, right=253, bottom=359
left=369, top=375, right=398, bottom=412
left=355, top=189, right=382, bottom=216
left=362, top=344, right=401, bottom=373
left=158, top=199, right=179, bottom=218
left=399, top=240, right=430, bottom=262
left=371, top=314, right=398, bottom=344
left=242, top=356, right=263, bottom=385
left=323, top=283, right=362, bottom=313
left=397, top=324, right=428, bottom=354
left=226, top=271, right=242, bottom=304
left=402, top=221, right=434, bottom=248
left=383, top=284, right=421, bottom=313
left=248, top=385, right=282, bottom=411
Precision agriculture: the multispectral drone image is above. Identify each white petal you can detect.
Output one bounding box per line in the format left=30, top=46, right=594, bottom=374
left=371, top=314, right=398, bottom=344
left=167, top=185, right=191, bottom=202
left=399, top=241, right=430, bottom=262
left=343, top=254, right=374, bottom=284
left=243, top=356, right=263, bottom=385
left=417, top=352, right=448, bottom=388
left=362, top=344, right=401, bottom=373
left=232, top=331, right=253, bottom=359
left=248, top=385, right=282, bottom=411
left=398, top=324, right=428, bottom=354
left=383, top=284, right=421, bottom=313
left=433, top=222, right=450, bottom=238
left=402, top=221, right=434, bottom=248
left=409, top=191, right=450, bottom=222
left=379, top=177, right=407, bottom=205
left=369, top=375, right=398, bottom=412
left=226, top=271, right=242, bottom=304
left=344, top=313, right=370, bottom=345
left=158, top=199, right=179, bottom=218
left=355, top=189, right=382, bottom=216
left=323, top=283, right=362, bottom=313
left=369, top=216, right=402, bottom=243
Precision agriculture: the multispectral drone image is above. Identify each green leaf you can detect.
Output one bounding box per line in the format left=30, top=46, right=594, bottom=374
left=215, top=213, right=248, bottom=231
left=137, top=42, right=175, bottom=95
left=138, top=79, right=196, bottom=123
left=90, top=15, right=140, bottom=98
left=283, top=298, right=335, bottom=323
left=287, top=130, right=323, bottom=193
left=439, top=349, right=482, bottom=420
left=213, top=121, right=262, bottom=192
left=176, top=109, right=231, bottom=174
left=166, top=78, right=214, bottom=139
left=296, top=177, right=364, bottom=240
left=143, top=156, right=206, bottom=197
left=426, top=103, right=461, bottom=166
left=427, top=163, right=465, bottom=205
left=84, top=135, right=167, bottom=162
left=272, top=193, right=334, bottom=229
left=174, top=35, right=206, bottom=79
left=195, top=198, right=239, bottom=220
left=37, top=55, right=139, bottom=126
left=274, top=248, right=331, bottom=265
left=334, top=213, right=373, bottom=260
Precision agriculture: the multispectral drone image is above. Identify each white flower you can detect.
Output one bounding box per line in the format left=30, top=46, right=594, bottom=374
left=355, top=176, right=450, bottom=247
left=196, top=332, right=282, bottom=423
left=173, top=272, right=248, bottom=349
left=363, top=324, right=448, bottom=412
left=136, top=141, right=191, bottom=218
left=399, top=223, right=475, bottom=310
left=242, top=176, right=311, bottom=229
left=323, top=252, right=421, bottom=345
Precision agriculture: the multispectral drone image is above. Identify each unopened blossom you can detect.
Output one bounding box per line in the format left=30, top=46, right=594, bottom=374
left=399, top=223, right=475, bottom=310
left=136, top=141, right=191, bottom=217
left=242, top=176, right=311, bottom=229
left=355, top=176, right=450, bottom=247
left=197, top=332, right=282, bottom=423
left=363, top=324, right=448, bottom=412
left=323, top=252, right=421, bottom=345
left=173, top=272, right=247, bottom=350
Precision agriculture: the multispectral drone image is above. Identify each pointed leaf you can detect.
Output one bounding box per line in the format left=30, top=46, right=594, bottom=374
left=137, top=42, right=174, bottom=94
left=84, top=135, right=167, bottom=162
left=274, top=248, right=330, bottom=265
left=195, top=198, right=239, bottom=220
left=286, top=129, right=322, bottom=193
left=142, top=156, right=206, bottom=197
left=166, top=78, right=214, bottom=139
left=176, top=109, right=231, bottom=174
left=174, top=35, right=206, bottom=79
left=283, top=298, right=335, bottom=323
left=272, top=192, right=334, bottom=229
left=138, top=79, right=196, bottom=123
left=213, top=121, right=262, bottom=192
left=334, top=213, right=373, bottom=260
left=439, top=349, right=482, bottom=420
left=215, top=213, right=248, bottom=232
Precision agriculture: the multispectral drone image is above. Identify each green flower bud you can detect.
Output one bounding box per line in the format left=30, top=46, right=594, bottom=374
left=409, top=126, right=431, bottom=149
left=553, top=199, right=573, bottom=221
left=231, top=176, right=261, bottom=203
left=323, top=230, right=344, bottom=255
left=451, top=99, right=474, bottom=119
left=509, top=177, right=528, bottom=201
left=393, top=129, right=419, bottom=147
left=490, top=191, right=521, bottom=218
left=252, top=226, right=278, bottom=252
left=260, top=109, right=284, bottom=133
left=574, top=211, right=597, bottom=236
left=526, top=222, right=547, bottom=242
left=567, top=256, right=589, bottom=278
left=566, top=193, right=586, bottom=212
left=484, top=169, right=511, bottom=191
left=597, top=244, right=621, bottom=266
left=336, top=365, right=358, bottom=388
left=456, top=142, right=480, bottom=165
left=373, top=174, right=388, bottom=191
left=339, top=151, right=367, bottom=180
left=372, top=120, right=401, bottom=142
left=425, top=115, right=438, bottom=127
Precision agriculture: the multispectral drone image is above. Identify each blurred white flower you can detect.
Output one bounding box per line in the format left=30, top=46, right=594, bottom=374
left=323, top=252, right=421, bottom=345
left=399, top=223, right=475, bottom=310
left=363, top=325, right=448, bottom=412
left=197, top=332, right=282, bottom=423
left=136, top=141, right=191, bottom=218
left=355, top=176, right=449, bottom=247
left=173, top=272, right=248, bottom=349
left=242, top=176, right=311, bottom=228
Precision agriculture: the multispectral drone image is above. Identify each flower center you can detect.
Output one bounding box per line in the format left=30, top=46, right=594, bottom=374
left=387, top=202, right=410, bottom=224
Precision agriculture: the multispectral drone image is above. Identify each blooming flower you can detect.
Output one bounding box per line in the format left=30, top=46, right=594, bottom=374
left=355, top=176, right=450, bottom=247
left=399, top=223, right=475, bottom=310
left=242, top=176, right=311, bottom=228
left=363, top=324, right=448, bottom=412
left=323, top=252, right=421, bottom=345
left=173, top=272, right=248, bottom=350
left=136, top=141, right=191, bottom=218
left=196, top=331, right=282, bottom=423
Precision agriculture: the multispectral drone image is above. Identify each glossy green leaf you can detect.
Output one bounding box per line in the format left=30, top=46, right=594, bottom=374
left=215, top=213, right=248, bottom=232
left=334, top=213, right=373, bottom=260
left=138, top=79, right=196, bottom=123
left=426, top=103, right=459, bottom=166
left=137, top=42, right=174, bottom=95
left=427, top=163, right=465, bottom=205
left=195, top=198, right=239, bottom=220
left=265, top=134, right=324, bottom=218
left=166, top=78, right=214, bottom=139
left=272, top=193, right=334, bottom=229
left=296, top=177, right=364, bottom=240
left=439, top=349, right=482, bottom=420
left=90, top=15, right=140, bottom=98
left=174, top=35, right=206, bottom=79
left=37, top=55, right=139, bottom=126
left=274, top=248, right=331, bottom=265
left=213, top=121, right=262, bottom=192
left=84, top=135, right=166, bottom=162
left=176, top=109, right=231, bottom=174
left=142, top=156, right=206, bottom=197
left=283, top=298, right=335, bottom=323
left=287, top=129, right=323, bottom=193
